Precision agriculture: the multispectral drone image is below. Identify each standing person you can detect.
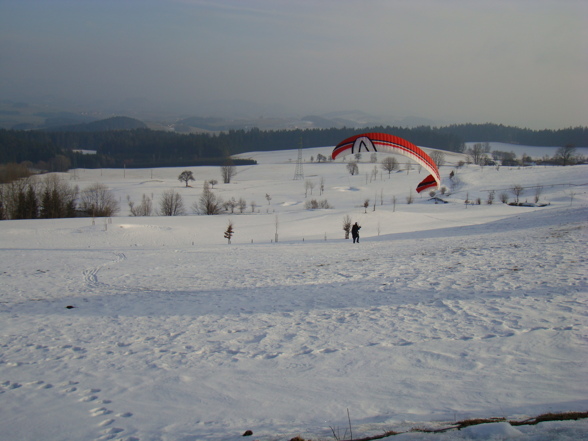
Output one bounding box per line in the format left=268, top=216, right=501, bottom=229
left=351, top=222, right=361, bottom=243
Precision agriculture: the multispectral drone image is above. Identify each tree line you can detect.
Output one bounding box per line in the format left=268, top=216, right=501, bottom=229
left=0, top=125, right=463, bottom=171
left=0, top=164, right=241, bottom=220
left=1, top=124, right=586, bottom=175
left=437, top=123, right=587, bottom=146
left=0, top=174, right=105, bottom=220
left=0, top=128, right=256, bottom=172
left=216, top=125, right=466, bottom=154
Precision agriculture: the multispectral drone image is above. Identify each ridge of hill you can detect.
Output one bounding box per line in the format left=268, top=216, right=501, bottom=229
left=42, top=116, right=147, bottom=132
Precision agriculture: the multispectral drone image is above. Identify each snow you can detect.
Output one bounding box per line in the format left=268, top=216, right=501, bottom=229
left=1, top=143, right=587, bottom=441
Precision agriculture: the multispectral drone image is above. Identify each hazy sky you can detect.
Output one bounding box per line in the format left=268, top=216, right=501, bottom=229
left=1, top=0, right=587, bottom=128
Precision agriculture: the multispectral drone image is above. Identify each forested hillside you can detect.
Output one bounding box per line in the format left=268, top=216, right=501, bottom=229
left=0, top=123, right=585, bottom=172
left=0, top=125, right=463, bottom=170
left=438, top=123, right=587, bottom=146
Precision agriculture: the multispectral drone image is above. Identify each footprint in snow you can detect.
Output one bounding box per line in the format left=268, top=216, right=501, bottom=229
left=79, top=388, right=136, bottom=441
left=2, top=379, right=136, bottom=440
left=90, top=407, right=112, bottom=417
left=1, top=380, right=22, bottom=390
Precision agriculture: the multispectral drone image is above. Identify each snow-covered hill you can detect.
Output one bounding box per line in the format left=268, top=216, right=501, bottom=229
left=1, top=143, right=586, bottom=440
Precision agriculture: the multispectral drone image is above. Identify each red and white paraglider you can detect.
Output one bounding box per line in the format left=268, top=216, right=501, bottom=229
left=332, top=132, right=441, bottom=193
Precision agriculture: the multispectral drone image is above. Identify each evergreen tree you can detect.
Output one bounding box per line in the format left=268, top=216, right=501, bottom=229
left=24, top=185, right=39, bottom=219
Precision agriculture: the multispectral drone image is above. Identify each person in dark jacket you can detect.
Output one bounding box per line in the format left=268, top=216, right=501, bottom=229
left=351, top=222, right=361, bottom=243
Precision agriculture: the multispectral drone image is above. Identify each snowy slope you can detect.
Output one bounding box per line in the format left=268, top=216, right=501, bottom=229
left=0, top=144, right=587, bottom=441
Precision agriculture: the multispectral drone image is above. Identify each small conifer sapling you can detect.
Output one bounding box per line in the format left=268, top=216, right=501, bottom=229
left=224, top=221, right=234, bottom=244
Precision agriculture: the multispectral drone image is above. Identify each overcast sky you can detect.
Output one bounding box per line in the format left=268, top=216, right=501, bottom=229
left=1, top=0, right=586, bottom=128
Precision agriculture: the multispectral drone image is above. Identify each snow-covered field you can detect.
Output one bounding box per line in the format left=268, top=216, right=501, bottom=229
left=1, top=143, right=587, bottom=441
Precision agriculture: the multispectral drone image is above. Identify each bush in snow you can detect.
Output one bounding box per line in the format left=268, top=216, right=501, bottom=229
left=346, top=161, right=359, bottom=176
left=158, top=189, right=185, bottom=216
left=406, top=192, right=414, bottom=204
left=305, top=199, right=332, bottom=210
left=511, top=184, right=524, bottom=204
left=127, top=194, right=152, bottom=216
left=487, top=190, right=495, bottom=205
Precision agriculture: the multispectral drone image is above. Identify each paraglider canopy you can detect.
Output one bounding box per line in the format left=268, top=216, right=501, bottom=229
left=332, top=132, right=441, bottom=193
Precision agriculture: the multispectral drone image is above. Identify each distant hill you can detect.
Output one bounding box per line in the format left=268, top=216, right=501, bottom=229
left=172, top=112, right=388, bottom=133
left=174, top=116, right=233, bottom=132
left=300, top=115, right=343, bottom=129
left=0, top=100, right=98, bottom=130
left=43, top=116, right=147, bottom=132
left=172, top=111, right=439, bottom=133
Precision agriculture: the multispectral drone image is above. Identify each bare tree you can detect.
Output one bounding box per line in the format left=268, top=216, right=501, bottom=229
left=347, top=161, right=359, bottom=176
left=363, top=198, right=370, bottom=213
left=196, top=181, right=223, bottom=215
left=342, top=215, right=352, bottom=239
left=221, top=160, right=237, bottom=184
left=511, top=184, right=524, bottom=204
left=467, top=143, right=487, bottom=165
left=158, top=189, right=185, bottom=216
left=80, top=183, right=120, bottom=217
left=553, top=145, right=577, bottom=166
left=238, top=198, right=247, bottom=213
left=305, top=180, right=315, bottom=197
left=5, top=178, right=40, bottom=220
left=224, top=197, right=237, bottom=213
left=128, top=194, right=152, bottom=216
left=0, top=162, right=32, bottom=184
left=178, top=170, right=195, bottom=187
left=406, top=191, right=414, bottom=204
left=429, top=150, right=446, bottom=168
left=486, top=190, right=495, bottom=205
left=449, top=175, right=463, bottom=192
left=370, top=165, right=378, bottom=182
left=0, top=176, right=32, bottom=219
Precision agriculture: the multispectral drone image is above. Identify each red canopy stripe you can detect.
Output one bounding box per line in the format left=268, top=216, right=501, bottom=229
left=332, top=133, right=441, bottom=189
